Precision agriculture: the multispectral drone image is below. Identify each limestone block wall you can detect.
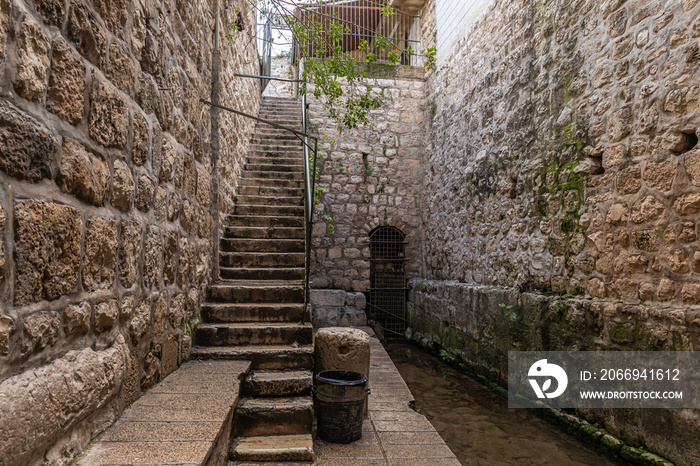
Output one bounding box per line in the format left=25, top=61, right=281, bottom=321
left=408, top=0, right=700, bottom=463
left=308, top=67, right=425, bottom=292
left=310, top=289, right=368, bottom=328
left=421, top=0, right=700, bottom=302
left=0, top=0, right=259, bottom=464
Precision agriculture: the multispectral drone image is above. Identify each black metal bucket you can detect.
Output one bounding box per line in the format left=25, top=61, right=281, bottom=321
left=314, top=370, right=370, bottom=444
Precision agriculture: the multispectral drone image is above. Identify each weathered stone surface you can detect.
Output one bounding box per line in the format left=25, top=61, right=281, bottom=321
left=36, top=0, right=65, bottom=27
left=158, top=137, right=176, bottom=181
left=0, top=315, right=14, bottom=355
left=111, top=159, right=135, bottom=211
left=315, top=327, right=370, bottom=379
left=644, top=161, right=675, bottom=190
left=169, top=293, right=186, bottom=329
left=674, top=193, right=700, bottom=215
left=178, top=237, right=189, bottom=287
left=67, top=1, right=107, bottom=66
left=144, top=226, right=162, bottom=288
left=617, top=166, right=641, bottom=194
left=184, top=154, right=196, bottom=196
left=197, top=165, right=211, bottom=206
left=136, top=174, right=155, bottom=211
left=0, top=100, right=54, bottom=181
left=63, top=302, right=91, bottom=338
left=681, top=283, right=700, bottom=303
left=22, top=312, right=59, bottom=353
left=83, top=217, right=118, bottom=292
left=129, top=299, right=150, bottom=343
left=685, top=150, right=700, bottom=186
left=161, top=335, right=178, bottom=378
left=95, top=300, right=118, bottom=331
left=106, top=41, right=135, bottom=94
left=154, top=186, right=167, bottom=221
left=89, top=77, right=129, bottom=148
left=163, top=232, right=177, bottom=285
left=631, top=196, right=665, bottom=223
left=94, top=0, right=127, bottom=36
left=119, top=220, right=141, bottom=287
left=153, top=292, right=168, bottom=334
left=48, top=38, right=85, bottom=124
left=57, top=138, right=110, bottom=205
left=167, top=190, right=181, bottom=221
left=119, top=295, right=134, bottom=320
left=14, top=201, right=82, bottom=305
left=14, top=15, right=50, bottom=102
left=141, top=349, right=160, bottom=389
left=121, top=351, right=140, bottom=405
left=0, top=339, right=127, bottom=464
left=132, top=111, right=150, bottom=166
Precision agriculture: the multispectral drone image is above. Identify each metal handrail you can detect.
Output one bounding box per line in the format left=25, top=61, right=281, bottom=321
left=200, top=95, right=317, bottom=322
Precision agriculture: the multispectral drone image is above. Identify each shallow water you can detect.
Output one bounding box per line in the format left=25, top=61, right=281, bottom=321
left=386, top=343, right=626, bottom=466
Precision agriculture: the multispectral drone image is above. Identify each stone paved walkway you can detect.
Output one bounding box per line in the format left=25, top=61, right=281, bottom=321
left=313, top=330, right=460, bottom=465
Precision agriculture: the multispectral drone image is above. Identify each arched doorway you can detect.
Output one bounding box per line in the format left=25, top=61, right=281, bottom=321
left=369, top=226, right=407, bottom=340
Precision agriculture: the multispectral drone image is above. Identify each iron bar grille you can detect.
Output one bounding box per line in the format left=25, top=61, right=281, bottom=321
left=295, top=0, right=423, bottom=66
left=369, top=226, right=407, bottom=340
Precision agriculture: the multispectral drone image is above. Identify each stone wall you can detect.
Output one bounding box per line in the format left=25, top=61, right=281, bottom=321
left=408, top=280, right=700, bottom=463
left=409, top=0, right=700, bottom=463
left=310, top=289, right=367, bottom=328
left=0, top=0, right=260, bottom=464
left=308, top=66, right=425, bottom=292
left=421, top=0, right=700, bottom=302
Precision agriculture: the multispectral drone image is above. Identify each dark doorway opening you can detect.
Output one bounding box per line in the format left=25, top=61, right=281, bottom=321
left=369, top=226, right=407, bottom=340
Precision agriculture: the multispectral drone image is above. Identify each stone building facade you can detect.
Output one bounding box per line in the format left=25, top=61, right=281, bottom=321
left=0, top=0, right=260, bottom=463
left=406, top=0, right=700, bottom=463
left=308, top=67, right=426, bottom=293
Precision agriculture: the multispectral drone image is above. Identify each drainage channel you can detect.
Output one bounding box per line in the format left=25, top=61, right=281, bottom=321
left=385, top=342, right=627, bottom=466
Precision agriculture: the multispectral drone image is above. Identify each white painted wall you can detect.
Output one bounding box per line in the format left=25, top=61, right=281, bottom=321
left=435, top=0, right=495, bottom=63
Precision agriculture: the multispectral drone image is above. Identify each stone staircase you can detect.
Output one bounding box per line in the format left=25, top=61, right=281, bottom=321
left=193, top=96, right=314, bottom=463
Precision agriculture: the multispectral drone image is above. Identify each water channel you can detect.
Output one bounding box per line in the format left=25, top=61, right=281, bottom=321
left=386, top=343, right=627, bottom=466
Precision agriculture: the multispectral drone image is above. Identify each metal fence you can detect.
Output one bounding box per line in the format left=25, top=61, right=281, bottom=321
left=295, top=0, right=423, bottom=67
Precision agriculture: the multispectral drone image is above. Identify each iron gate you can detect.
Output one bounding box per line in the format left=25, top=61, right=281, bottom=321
left=369, top=226, right=407, bottom=340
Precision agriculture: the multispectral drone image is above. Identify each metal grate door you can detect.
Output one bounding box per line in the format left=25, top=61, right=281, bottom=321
left=369, top=227, right=407, bottom=340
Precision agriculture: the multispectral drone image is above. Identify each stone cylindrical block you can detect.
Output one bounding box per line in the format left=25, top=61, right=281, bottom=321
left=315, top=327, right=370, bottom=377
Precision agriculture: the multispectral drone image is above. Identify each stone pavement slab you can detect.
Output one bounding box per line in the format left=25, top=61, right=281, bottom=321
left=79, top=359, right=250, bottom=466
left=313, top=329, right=460, bottom=465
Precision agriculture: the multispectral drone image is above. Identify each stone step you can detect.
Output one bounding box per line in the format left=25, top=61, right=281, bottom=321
left=224, top=225, right=305, bottom=239
left=242, top=170, right=303, bottom=181
left=220, top=266, right=305, bottom=281
left=226, top=215, right=304, bottom=228
left=250, top=144, right=306, bottom=153
left=256, top=121, right=302, bottom=131
left=251, top=133, right=300, bottom=142
left=221, top=238, right=305, bottom=253
left=247, top=156, right=303, bottom=166
left=251, top=136, right=302, bottom=146
left=245, top=163, right=303, bottom=173
left=201, top=302, right=307, bottom=323
left=252, top=121, right=302, bottom=129
left=243, top=370, right=313, bottom=397
left=240, top=177, right=304, bottom=189
left=253, top=129, right=303, bottom=139
left=196, top=322, right=312, bottom=346
left=193, top=345, right=314, bottom=370
left=234, top=397, right=313, bottom=437
left=235, top=195, right=303, bottom=206
left=234, top=204, right=305, bottom=217
left=252, top=130, right=303, bottom=139
left=208, top=281, right=304, bottom=303
left=256, top=111, right=301, bottom=116
left=230, top=434, right=314, bottom=462
left=238, top=185, right=304, bottom=197
left=220, top=251, right=305, bottom=268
